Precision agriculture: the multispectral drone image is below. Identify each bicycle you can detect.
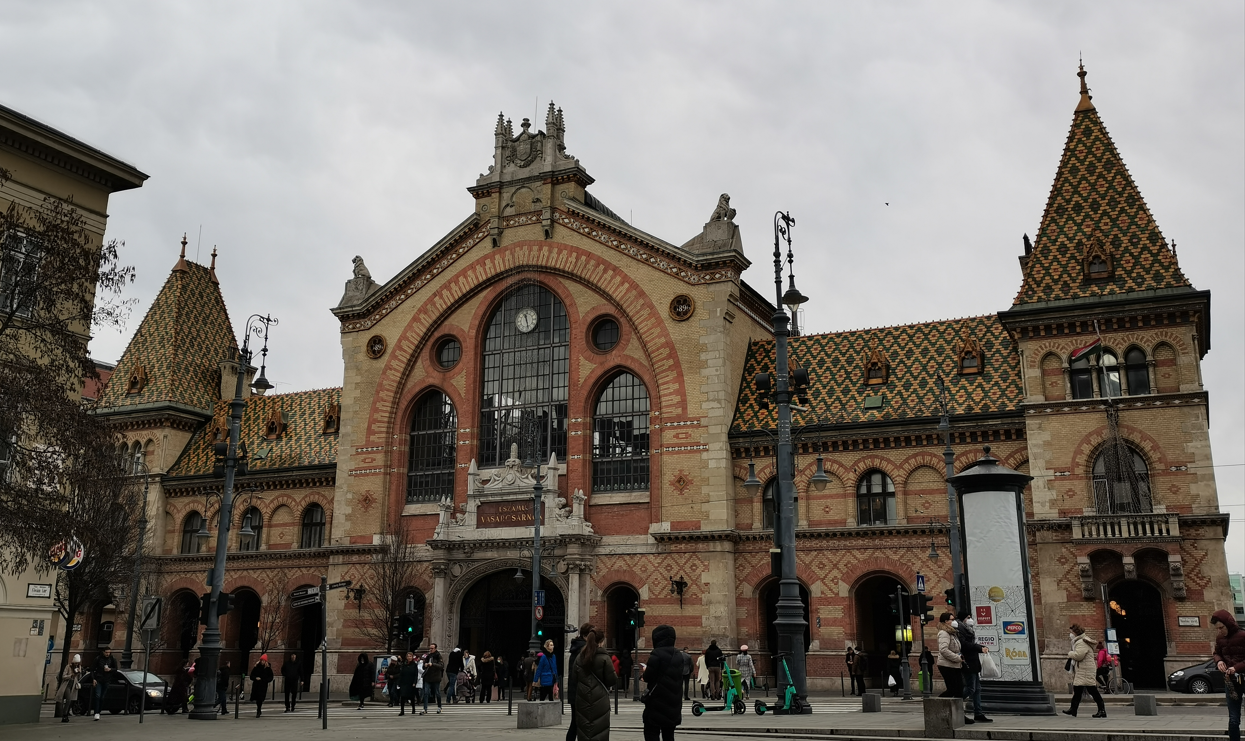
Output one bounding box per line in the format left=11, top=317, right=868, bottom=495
left=1098, top=663, right=1132, bottom=695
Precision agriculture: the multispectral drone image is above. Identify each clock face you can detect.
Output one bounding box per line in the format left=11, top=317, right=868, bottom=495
left=515, top=307, right=538, bottom=333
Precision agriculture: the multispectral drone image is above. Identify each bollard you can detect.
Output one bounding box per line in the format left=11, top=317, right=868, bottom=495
left=234, top=678, right=240, bottom=719
left=1134, top=694, right=1157, bottom=716
left=923, top=697, right=965, bottom=738
left=507, top=675, right=513, bottom=715
left=614, top=682, right=619, bottom=715
left=840, top=671, right=845, bottom=697
left=862, top=691, right=883, bottom=712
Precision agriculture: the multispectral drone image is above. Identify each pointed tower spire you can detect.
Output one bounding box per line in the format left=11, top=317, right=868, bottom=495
left=1076, top=57, right=1095, bottom=112
left=209, top=246, right=219, bottom=284
left=173, top=233, right=189, bottom=273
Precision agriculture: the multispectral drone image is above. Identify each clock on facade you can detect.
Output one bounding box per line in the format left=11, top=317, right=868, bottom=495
left=515, top=307, right=538, bottom=333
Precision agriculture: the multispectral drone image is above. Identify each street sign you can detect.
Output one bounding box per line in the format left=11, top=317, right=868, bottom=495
left=535, top=606, right=544, bottom=620
left=534, top=590, right=545, bottom=607
left=292, top=594, right=322, bottom=609
left=916, top=574, right=926, bottom=593
left=328, top=580, right=352, bottom=591
left=292, top=586, right=318, bottom=599
left=140, top=596, right=162, bottom=632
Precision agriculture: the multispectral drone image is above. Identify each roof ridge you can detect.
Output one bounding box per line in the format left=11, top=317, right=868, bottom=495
left=756, top=314, right=997, bottom=343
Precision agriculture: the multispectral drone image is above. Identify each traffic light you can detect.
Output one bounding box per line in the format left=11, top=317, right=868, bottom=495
left=626, top=607, right=637, bottom=628
left=212, top=441, right=228, bottom=478
left=910, top=593, right=935, bottom=625
left=536, top=620, right=545, bottom=638
left=754, top=373, right=771, bottom=410
left=887, top=591, right=909, bottom=622
left=198, top=593, right=212, bottom=624
left=944, top=587, right=956, bottom=609
left=791, top=365, right=810, bottom=405
left=391, top=614, right=402, bottom=640
left=635, top=608, right=645, bottom=628
left=218, top=592, right=235, bottom=617
left=405, top=613, right=416, bottom=635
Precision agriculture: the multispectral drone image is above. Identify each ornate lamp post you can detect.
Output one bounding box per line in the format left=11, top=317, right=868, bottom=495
left=189, top=314, right=276, bottom=720
left=935, top=375, right=967, bottom=610
left=120, top=456, right=150, bottom=670
left=521, top=420, right=549, bottom=656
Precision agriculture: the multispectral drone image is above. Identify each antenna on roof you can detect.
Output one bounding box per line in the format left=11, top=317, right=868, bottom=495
left=196, top=224, right=203, bottom=263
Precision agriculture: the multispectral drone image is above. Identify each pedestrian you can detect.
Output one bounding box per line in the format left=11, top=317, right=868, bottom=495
left=56, top=654, right=84, bottom=722
left=384, top=655, right=401, bottom=706
left=350, top=653, right=373, bottom=709
left=565, top=626, right=589, bottom=741
left=936, top=613, right=964, bottom=704
left=216, top=660, right=231, bottom=715
left=446, top=647, right=464, bottom=703
left=845, top=647, right=857, bottom=695
left=919, top=646, right=935, bottom=693
left=496, top=655, right=509, bottom=700
left=704, top=640, right=723, bottom=700
left=89, top=646, right=117, bottom=720
left=523, top=649, right=538, bottom=700
left=479, top=651, right=496, bottom=703
left=422, top=643, right=444, bottom=714
left=1211, top=610, right=1245, bottom=741
left=462, top=648, right=478, bottom=702
left=571, top=623, right=617, bottom=741
left=1062, top=623, right=1106, bottom=718
left=535, top=638, right=559, bottom=701
left=850, top=647, right=869, bottom=695
left=1094, top=641, right=1111, bottom=688
left=282, top=653, right=301, bottom=711
left=956, top=611, right=991, bottom=723
left=165, top=662, right=191, bottom=714
left=249, top=654, right=274, bottom=717
left=680, top=648, right=692, bottom=700
left=736, top=646, right=754, bottom=700
left=399, top=651, right=420, bottom=715
left=641, top=624, right=684, bottom=741
left=886, top=649, right=901, bottom=697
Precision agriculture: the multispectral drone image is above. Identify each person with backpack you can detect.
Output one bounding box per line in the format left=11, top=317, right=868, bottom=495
left=571, top=623, right=616, bottom=741
left=704, top=640, right=724, bottom=700
left=1094, top=641, right=1114, bottom=688
left=850, top=647, right=869, bottom=695
left=1211, top=610, right=1245, bottom=741
left=641, top=625, right=684, bottom=741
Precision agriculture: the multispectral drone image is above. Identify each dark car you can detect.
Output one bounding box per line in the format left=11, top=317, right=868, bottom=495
left=1167, top=660, right=1225, bottom=694
left=86, top=670, right=167, bottom=714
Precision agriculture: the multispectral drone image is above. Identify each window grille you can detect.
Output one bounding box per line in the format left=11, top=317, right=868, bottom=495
left=591, top=372, right=650, bottom=492
left=238, top=507, right=263, bottom=552
left=180, top=512, right=203, bottom=554
left=0, top=231, right=40, bottom=318
left=300, top=504, right=325, bottom=549
left=407, top=391, right=457, bottom=503
left=1092, top=412, right=1152, bottom=514
left=856, top=470, right=896, bottom=526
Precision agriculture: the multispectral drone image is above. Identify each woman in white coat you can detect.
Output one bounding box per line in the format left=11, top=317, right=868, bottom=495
left=696, top=650, right=709, bottom=699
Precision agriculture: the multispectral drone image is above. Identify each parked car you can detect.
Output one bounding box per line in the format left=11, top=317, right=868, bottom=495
left=90, top=670, right=167, bottom=714
left=1167, top=660, right=1224, bottom=694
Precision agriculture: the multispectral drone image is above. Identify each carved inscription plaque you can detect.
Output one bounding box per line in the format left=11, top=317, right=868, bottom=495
left=476, top=500, right=544, bottom=529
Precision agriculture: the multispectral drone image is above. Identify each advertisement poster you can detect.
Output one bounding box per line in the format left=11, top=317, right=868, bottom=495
left=962, top=488, right=1036, bottom=682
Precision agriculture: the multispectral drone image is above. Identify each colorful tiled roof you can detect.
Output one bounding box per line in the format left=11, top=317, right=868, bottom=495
left=731, top=315, right=1021, bottom=432
left=1014, top=66, right=1190, bottom=306
left=167, top=387, right=341, bottom=476
left=98, top=260, right=237, bottom=412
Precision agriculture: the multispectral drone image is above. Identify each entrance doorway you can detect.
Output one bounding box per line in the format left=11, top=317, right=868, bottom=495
left=458, top=570, right=564, bottom=679
left=1108, top=580, right=1167, bottom=688
left=288, top=587, right=323, bottom=690
left=605, top=585, right=640, bottom=692
left=853, top=574, right=906, bottom=689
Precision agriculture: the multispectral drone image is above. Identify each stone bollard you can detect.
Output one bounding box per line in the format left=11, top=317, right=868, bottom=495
left=517, top=700, right=563, bottom=728
left=862, top=692, right=882, bottom=712
left=923, top=697, right=965, bottom=738
left=1134, top=694, right=1157, bottom=716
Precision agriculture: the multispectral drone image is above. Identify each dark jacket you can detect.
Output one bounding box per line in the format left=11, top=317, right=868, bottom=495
left=399, top=661, right=421, bottom=699
left=1212, top=610, right=1245, bottom=674
left=496, top=658, right=509, bottom=682
left=423, top=651, right=444, bottom=686
left=281, top=658, right=301, bottom=690
left=704, top=642, right=724, bottom=669
left=349, top=653, right=373, bottom=700
left=851, top=651, right=869, bottom=676
left=536, top=651, right=558, bottom=687
left=641, top=625, right=684, bottom=729
left=249, top=662, right=274, bottom=703
left=91, top=653, right=118, bottom=684
left=564, top=638, right=586, bottom=703
left=956, top=623, right=984, bottom=674
left=572, top=647, right=617, bottom=741
left=681, top=650, right=693, bottom=677
left=478, top=656, right=496, bottom=685
left=447, top=649, right=464, bottom=673
left=216, top=668, right=230, bottom=694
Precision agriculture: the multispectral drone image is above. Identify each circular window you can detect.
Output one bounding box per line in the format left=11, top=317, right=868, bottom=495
left=669, top=295, right=694, bottom=321
left=591, top=318, right=620, bottom=352
left=436, top=337, right=462, bottom=369
left=366, top=335, right=386, bottom=359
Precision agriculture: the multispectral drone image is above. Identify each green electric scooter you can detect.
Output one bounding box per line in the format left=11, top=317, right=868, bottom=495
left=754, top=653, right=806, bottom=715
left=691, top=666, right=747, bottom=716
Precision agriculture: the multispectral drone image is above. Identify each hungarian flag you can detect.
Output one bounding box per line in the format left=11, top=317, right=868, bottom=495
left=1070, top=337, right=1102, bottom=362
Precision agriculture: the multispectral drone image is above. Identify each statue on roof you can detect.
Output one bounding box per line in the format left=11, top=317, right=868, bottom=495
left=710, top=193, right=736, bottom=223
left=352, top=256, right=372, bottom=281
left=337, top=255, right=380, bottom=308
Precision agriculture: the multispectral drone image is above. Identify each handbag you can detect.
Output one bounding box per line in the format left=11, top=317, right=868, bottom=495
left=980, top=653, right=1001, bottom=679
left=887, top=675, right=897, bottom=687
left=1064, top=658, right=1073, bottom=672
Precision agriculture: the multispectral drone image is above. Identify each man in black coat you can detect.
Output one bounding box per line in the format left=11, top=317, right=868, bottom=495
left=281, top=654, right=301, bottom=712
left=681, top=647, right=693, bottom=700
left=642, top=625, right=683, bottom=741
left=704, top=640, right=724, bottom=700
left=215, top=660, right=231, bottom=715
left=956, top=611, right=991, bottom=723
left=564, top=633, right=587, bottom=741
left=90, top=647, right=118, bottom=720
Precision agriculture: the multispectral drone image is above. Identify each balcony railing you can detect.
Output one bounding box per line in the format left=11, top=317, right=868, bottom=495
left=1071, top=513, right=1180, bottom=540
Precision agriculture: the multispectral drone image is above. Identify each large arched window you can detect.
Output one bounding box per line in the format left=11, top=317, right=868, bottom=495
left=1069, top=355, right=1093, bottom=399
left=480, top=284, right=569, bottom=466
left=856, top=471, right=895, bottom=526
left=1092, top=445, right=1152, bottom=514
left=1099, top=350, right=1121, bottom=398
left=180, top=512, right=203, bottom=554
left=1124, top=348, right=1149, bottom=396
left=300, top=504, right=325, bottom=549
left=238, top=507, right=262, bottom=552
left=407, top=391, right=457, bottom=503
left=592, top=372, right=650, bottom=492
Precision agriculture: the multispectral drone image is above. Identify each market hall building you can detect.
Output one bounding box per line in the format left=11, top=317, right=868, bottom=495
left=83, top=67, right=1232, bottom=694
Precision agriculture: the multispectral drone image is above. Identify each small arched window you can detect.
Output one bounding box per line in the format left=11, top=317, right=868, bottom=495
left=1124, top=348, right=1149, bottom=396
left=856, top=471, right=895, bottom=526
left=97, top=620, right=114, bottom=647
left=238, top=507, right=263, bottom=552
left=592, top=373, right=650, bottom=492
left=1091, top=445, right=1151, bottom=514
left=1099, top=351, right=1121, bottom=398
left=1069, top=356, right=1093, bottom=399
left=300, top=504, right=325, bottom=549
left=180, top=512, right=203, bottom=555
left=407, top=391, right=457, bottom=503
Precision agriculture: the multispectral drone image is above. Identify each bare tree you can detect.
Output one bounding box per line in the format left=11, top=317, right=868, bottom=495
left=355, top=521, right=422, bottom=653
left=257, top=588, right=288, bottom=656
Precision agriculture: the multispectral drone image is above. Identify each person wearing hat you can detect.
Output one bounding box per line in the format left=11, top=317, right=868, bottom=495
left=56, top=654, right=84, bottom=722
left=736, top=645, right=755, bottom=700
left=250, top=654, right=274, bottom=717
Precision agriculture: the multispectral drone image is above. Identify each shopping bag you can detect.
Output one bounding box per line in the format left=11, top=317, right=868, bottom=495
left=980, top=653, right=1001, bottom=679
left=887, top=675, right=897, bottom=687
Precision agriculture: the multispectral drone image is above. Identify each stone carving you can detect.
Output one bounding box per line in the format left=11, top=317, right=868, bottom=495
left=1168, top=554, right=1186, bottom=599
left=433, top=456, right=596, bottom=542
left=1122, top=555, right=1137, bottom=580
left=505, top=119, right=544, bottom=168
left=472, top=445, right=554, bottom=493
left=337, top=255, right=380, bottom=307
left=1076, top=556, right=1095, bottom=600
left=352, top=255, right=372, bottom=280
left=710, top=193, right=736, bottom=222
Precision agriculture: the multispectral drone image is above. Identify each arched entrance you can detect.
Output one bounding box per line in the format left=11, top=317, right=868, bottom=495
left=167, top=591, right=201, bottom=660
left=605, top=584, right=640, bottom=692
left=853, top=574, right=906, bottom=689
left=287, top=585, right=323, bottom=690
left=224, top=589, right=261, bottom=676
left=458, top=570, right=564, bottom=675
left=760, top=579, right=811, bottom=685
left=1108, top=580, right=1167, bottom=688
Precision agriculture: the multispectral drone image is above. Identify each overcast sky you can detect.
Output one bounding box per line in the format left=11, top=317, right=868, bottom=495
left=3, top=1, right=1241, bottom=573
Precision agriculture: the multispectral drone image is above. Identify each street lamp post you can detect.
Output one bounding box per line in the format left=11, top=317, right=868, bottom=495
left=935, top=375, right=967, bottom=611
left=120, top=457, right=150, bottom=670
left=189, top=314, right=276, bottom=720
left=522, top=423, right=548, bottom=656
left=768, top=210, right=810, bottom=711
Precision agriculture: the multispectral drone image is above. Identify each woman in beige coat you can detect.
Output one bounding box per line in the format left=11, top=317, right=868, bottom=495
left=56, top=655, right=84, bottom=722
left=1063, top=624, right=1106, bottom=718
left=935, top=612, right=963, bottom=699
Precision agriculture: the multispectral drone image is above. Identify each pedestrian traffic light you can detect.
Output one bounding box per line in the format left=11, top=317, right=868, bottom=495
left=198, top=593, right=212, bottom=625
left=888, top=591, right=909, bottom=622
left=944, top=587, right=956, bottom=608
left=635, top=608, right=645, bottom=628
left=405, top=613, right=416, bottom=635
left=218, top=592, right=235, bottom=617
left=791, top=365, right=810, bottom=406
left=626, top=607, right=637, bottom=628
left=910, top=593, right=935, bottom=625
left=391, top=614, right=402, bottom=640
left=212, top=441, right=228, bottom=478
left=536, top=620, right=544, bottom=637
left=754, top=372, right=771, bottom=409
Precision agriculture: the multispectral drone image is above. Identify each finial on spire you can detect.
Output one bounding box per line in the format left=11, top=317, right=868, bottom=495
left=209, top=246, right=219, bottom=284
left=173, top=233, right=189, bottom=272
left=1076, top=57, right=1095, bottom=112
